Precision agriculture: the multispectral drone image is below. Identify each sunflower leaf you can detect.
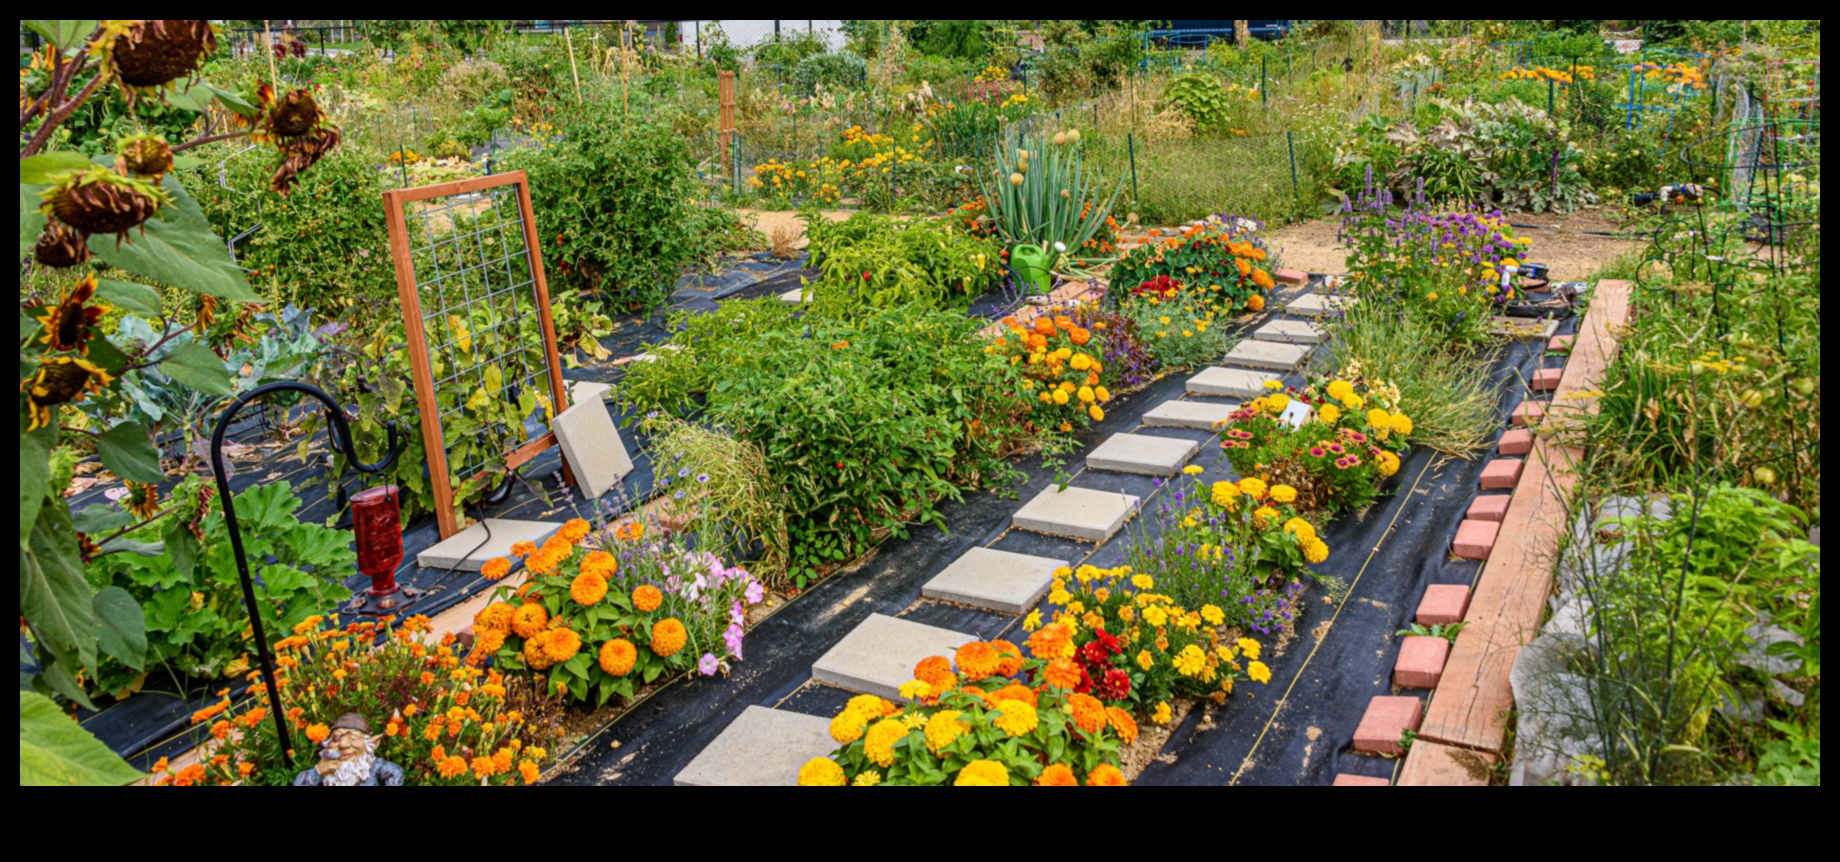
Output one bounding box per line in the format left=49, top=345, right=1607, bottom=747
left=94, top=278, right=163, bottom=317
left=159, top=342, right=233, bottom=396
left=96, top=421, right=164, bottom=484
left=89, top=174, right=257, bottom=303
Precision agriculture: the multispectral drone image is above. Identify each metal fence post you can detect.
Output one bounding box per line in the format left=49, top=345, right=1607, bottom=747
left=1261, top=55, right=1268, bottom=103
left=1127, top=133, right=1140, bottom=204
left=1286, top=130, right=1299, bottom=200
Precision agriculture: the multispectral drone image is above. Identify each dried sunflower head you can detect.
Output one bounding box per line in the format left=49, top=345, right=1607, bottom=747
left=125, top=481, right=163, bottom=521
left=34, top=272, right=111, bottom=355
left=116, top=132, right=174, bottom=183
left=33, top=218, right=91, bottom=268
left=20, top=356, right=115, bottom=431
left=95, top=20, right=217, bottom=96
left=39, top=166, right=170, bottom=246
left=270, top=126, right=342, bottom=194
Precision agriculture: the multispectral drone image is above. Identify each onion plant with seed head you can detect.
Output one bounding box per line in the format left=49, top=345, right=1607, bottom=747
left=977, top=125, right=1124, bottom=253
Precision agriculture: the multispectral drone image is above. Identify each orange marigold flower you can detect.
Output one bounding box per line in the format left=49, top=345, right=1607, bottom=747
left=1106, top=706, right=1139, bottom=744
left=1086, top=763, right=1128, bottom=785
left=599, top=638, right=637, bottom=676
left=1026, top=621, right=1073, bottom=661
left=190, top=699, right=229, bottom=724
left=172, top=763, right=206, bottom=786
left=557, top=517, right=590, bottom=543
left=541, top=627, right=582, bottom=664
left=305, top=723, right=330, bottom=743
left=632, top=584, right=663, bottom=612
left=509, top=540, right=537, bottom=556
left=519, top=759, right=541, bottom=784
left=990, top=639, right=1024, bottom=676
left=474, top=602, right=515, bottom=633
left=210, top=720, right=231, bottom=740
left=614, top=521, right=645, bottom=542
left=1246, top=293, right=1265, bottom=312
left=954, top=641, right=1001, bottom=682
left=650, top=618, right=688, bottom=657
left=569, top=573, right=608, bottom=606
left=580, top=549, right=618, bottom=580
left=914, top=655, right=956, bottom=689
left=1069, top=326, right=1091, bottom=345
left=1036, top=763, right=1079, bottom=786
left=509, top=603, right=550, bottom=640
left=1043, top=658, right=1082, bottom=690
left=1033, top=317, right=1056, bottom=335
left=989, top=681, right=1038, bottom=708
left=480, top=556, right=511, bottom=580
left=1252, top=268, right=1274, bottom=290
left=438, top=756, right=468, bottom=778
left=1066, top=692, right=1107, bottom=733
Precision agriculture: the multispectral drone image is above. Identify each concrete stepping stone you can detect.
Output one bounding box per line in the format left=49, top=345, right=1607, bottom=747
left=1223, top=339, right=1311, bottom=371
left=1187, top=366, right=1279, bottom=398
left=922, top=547, right=1064, bottom=614
left=1085, top=432, right=1199, bottom=476
left=416, top=518, right=560, bottom=571
left=1286, top=292, right=1355, bottom=318
left=811, top=613, right=977, bottom=700
left=552, top=396, right=635, bottom=499
left=672, top=706, right=835, bottom=786
left=1142, top=399, right=1236, bottom=430
left=1011, top=485, right=1140, bottom=542
left=778, top=287, right=811, bottom=304
left=1250, top=318, right=1326, bottom=345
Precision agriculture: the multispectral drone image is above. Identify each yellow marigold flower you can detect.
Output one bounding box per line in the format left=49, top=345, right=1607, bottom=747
left=1366, top=407, right=1393, bottom=433
left=1087, top=763, right=1128, bottom=785
left=1304, top=537, right=1330, bottom=564
left=955, top=759, right=1010, bottom=786
left=569, top=573, right=608, bottom=606
left=1343, top=393, right=1365, bottom=411
left=1137, top=649, right=1155, bottom=670
left=991, top=699, right=1039, bottom=736
left=1173, top=644, right=1208, bottom=677
left=1152, top=701, right=1172, bottom=724
left=1052, top=388, right=1070, bottom=405
left=1268, top=393, right=1291, bottom=411
left=650, top=618, right=688, bottom=657
left=473, top=602, right=515, bottom=633
left=1390, top=411, right=1414, bottom=436
left=1283, top=518, right=1316, bottom=541
left=510, top=603, right=549, bottom=639
left=1201, top=604, right=1225, bottom=626
left=1325, top=379, right=1354, bottom=403
left=898, top=678, right=934, bottom=702
left=923, top=709, right=970, bottom=753
left=831, top=707, right=872, bottom=745
left=598, top=638, right=637, bottom=676
left=480, top=556, right=511, bottom=580
left=1036, top=763, right=1078, bottom=786
left=797, top=757, right=847, bottom=786
left=1077, top=385, right=1096, bottom=403
left=1248, top=660, right=1272, bottom=684
left=1095, top=386, right=1111, bottom=402
left=1183, top=465, right=1204, bottom=475
left=1375, top=450, right=1400, bottom=478
left=1070, top=353, right=1091, bottom=371
left=1142, top=605, right=1168, bottom=627
left=632, top=584, right=663, bottom=612
left=1106, top=706, right=1139, bottom=744
left=1318, top=403, right=1342, bottom=425
left=1270, top=484, right=1298, bottom=504
left=1048, top=587, right=1072, bottom=606
left=847, top=693, right=894, bottom=717
left=1237, top=638, right=1262, bottom=661
left=1253, top=505, right=1280, bottom=527
left=1131, top=574, right=1154, bottom=591
left=1088, top=404, right=1105, bottom=422
left=1023, top=609, right=1043, bottom=631
left=1263, top=379, right=1284, bottom=391
left=1211, top=480, right=1240, bottom=509
left=1237, top=477, right=1267, bottom=499
left=863, top=719, right=907, bottom=767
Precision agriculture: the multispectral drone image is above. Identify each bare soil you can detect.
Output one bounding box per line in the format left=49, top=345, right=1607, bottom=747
left=1266, top=206, right=1640, bottom=282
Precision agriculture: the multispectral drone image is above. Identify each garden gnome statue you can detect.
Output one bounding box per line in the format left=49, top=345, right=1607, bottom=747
left=292, top=712, right=404, bottom=786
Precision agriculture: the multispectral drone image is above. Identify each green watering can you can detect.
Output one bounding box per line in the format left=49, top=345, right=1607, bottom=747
left=1009, top=243, right=1054, bottom=295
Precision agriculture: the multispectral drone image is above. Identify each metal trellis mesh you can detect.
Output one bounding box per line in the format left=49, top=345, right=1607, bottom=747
left=401, top=183, right=555, bottom=489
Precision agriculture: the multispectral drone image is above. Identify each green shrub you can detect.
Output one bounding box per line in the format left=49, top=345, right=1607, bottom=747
left=195, top=144, right=396, bottom=310
left=801, top=212, right=1004, bottom=314
left=503, top=107, right=728, bottom=311
left=794, top=52, right=867, bottom=96
left=617, top=301, right=1030, bottom=586
left=1161, top=72, right=1234, bottom=132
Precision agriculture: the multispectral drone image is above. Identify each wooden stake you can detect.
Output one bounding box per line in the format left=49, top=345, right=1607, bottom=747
left=264, top=20, right=280, bottom=94
left=565, top=26, right=582, bottom=104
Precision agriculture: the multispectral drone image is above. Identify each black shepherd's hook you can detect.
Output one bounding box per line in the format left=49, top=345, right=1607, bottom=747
left=210, top=382, right=401, bottom=756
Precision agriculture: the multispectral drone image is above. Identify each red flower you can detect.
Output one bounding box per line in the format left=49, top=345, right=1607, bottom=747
left=1094, top=667, right=1132, bottom=701
left=861, top=270, right=871, bottom=282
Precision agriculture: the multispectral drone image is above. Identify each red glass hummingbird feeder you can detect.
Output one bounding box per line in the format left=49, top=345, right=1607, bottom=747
left=350, top=485, right=407, bottom=607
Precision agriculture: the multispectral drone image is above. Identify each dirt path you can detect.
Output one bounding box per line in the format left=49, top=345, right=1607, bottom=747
left=1267, top=207, right=1640, bottom=283
left=733, top=208, right=854, bottom=251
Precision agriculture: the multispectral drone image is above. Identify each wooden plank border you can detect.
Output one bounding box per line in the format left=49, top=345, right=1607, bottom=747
left=1410, top=279, right=1632, bottom=763
left=382, top=170, right=571, bottom=540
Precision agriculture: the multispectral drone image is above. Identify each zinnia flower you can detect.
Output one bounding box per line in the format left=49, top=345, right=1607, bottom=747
left=569, top=573, right=608, bottom=606
left=1270, top=484, right=1297, bottom=504
left=510, top=604, right=548, bottom=639
left=1106, top=706, right=1139, bottom=743
left=923, top=710, right=970, bottom=753
left=542, top=627, right=582, bottom=663
left=1066, top=692, right=1107, bottom=733
left=796, top=757, right=846, bottom=786
left=988, top=682, right=1037, bottom=708
left=990, top=639, right=1024, bottom=676
left=862, top=719, right=907, bottom=768
left=1043, top=658, right=1082, bottom=690
left=557, top=518, right=590, bottom=543
left=650, top=618, right=688, bottom=657
left=1086, top=763, right=1128, bottom=785
left=954, top=641, right=1001, bottom=682
left=598, top=638, right=636, bottom=676
left=991, top=699, right=1039, bottom=737
left=954, top=759, right=1010, bottom=786
left=632, top=584, right=663, bottom=612
left=1036, top=763, right=1078, bottom=786
left=474, top=602, right=514, bottom=633
left=480, top=556, right=511, bottom=580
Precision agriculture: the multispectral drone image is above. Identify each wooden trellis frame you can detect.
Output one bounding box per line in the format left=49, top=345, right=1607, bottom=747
left=383, top=171, right=571, bottom=540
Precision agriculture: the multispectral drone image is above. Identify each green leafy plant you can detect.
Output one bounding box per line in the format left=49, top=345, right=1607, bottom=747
left=1160, top=72, right=1233, bottom=132
left=977, top=125, right=1123, bottom=256
left=1397, top=621, right=1468, bottom=642
left=793, top=52, right=867, bottom=96
left=801, top=212, right=1004, bottom=313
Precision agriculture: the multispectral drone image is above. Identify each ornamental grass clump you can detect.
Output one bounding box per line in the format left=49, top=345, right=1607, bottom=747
left=150, top=614, right=559, bottom=786
left=798, top=639, right=1131, bottom=785
left=479, top=518, right=765, bottom=705
left=1220, top=374, right=1413, bottom=514
left=1327, top=293, right=1500, bottom=457
left=977, top=125, right=1124, bottom=256
left=1031, top=564, right=1275, bottom=713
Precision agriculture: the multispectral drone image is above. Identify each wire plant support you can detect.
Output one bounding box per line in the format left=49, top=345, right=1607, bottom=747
left=209, top=381, right=402, bottom=757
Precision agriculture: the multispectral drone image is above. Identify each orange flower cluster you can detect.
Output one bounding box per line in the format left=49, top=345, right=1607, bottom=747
left=990, top=314, right=1114, bottom=432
